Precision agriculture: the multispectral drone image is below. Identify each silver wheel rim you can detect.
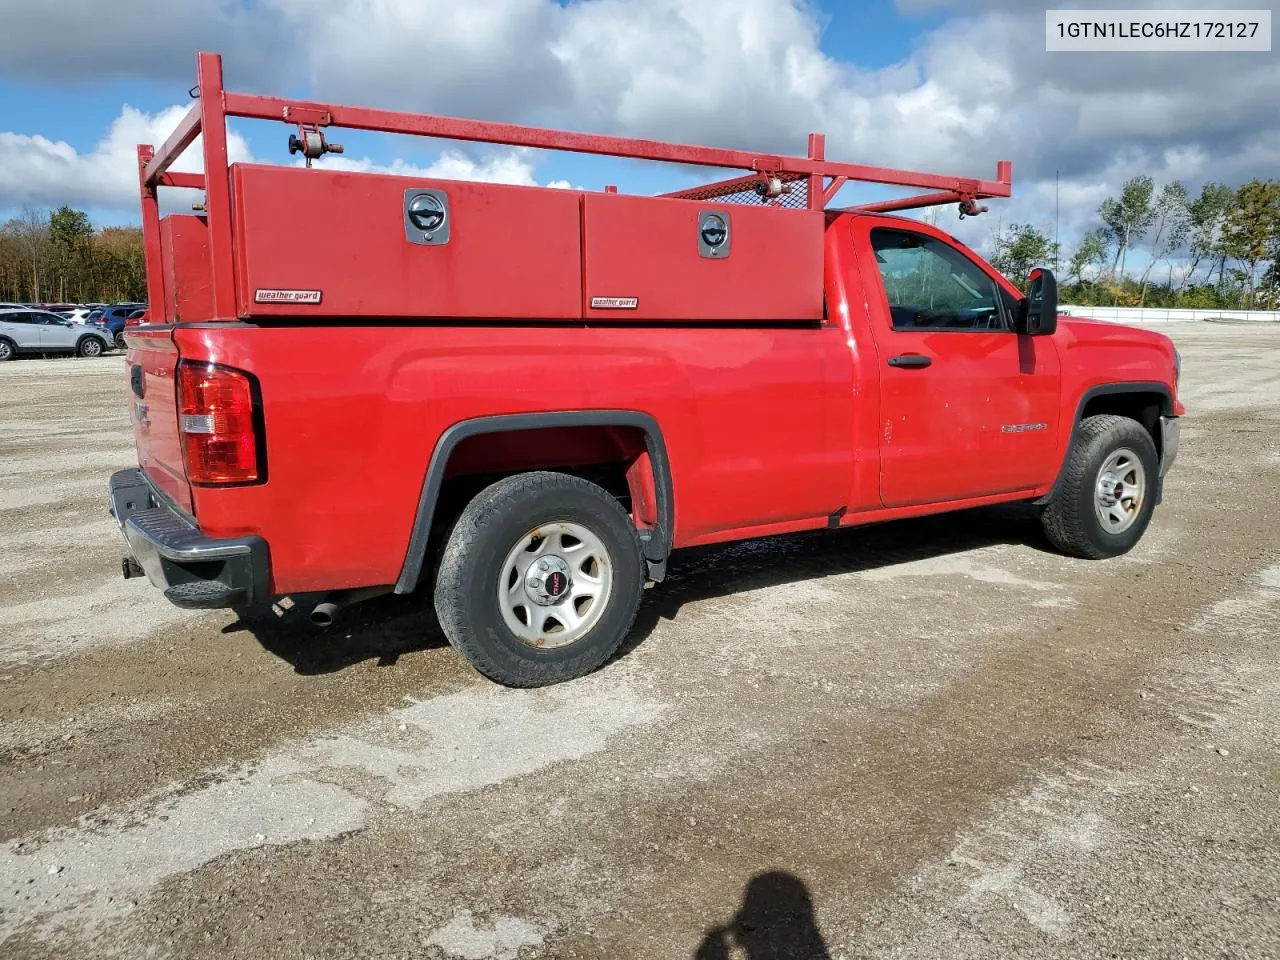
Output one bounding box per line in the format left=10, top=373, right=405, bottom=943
left=497, top=520, right=613, bottom=649
left=0, top=342, right=10, bottom=359
left=83, top=340, right=101, bottom=357
left=1094, top=447, right=1146, bottom=534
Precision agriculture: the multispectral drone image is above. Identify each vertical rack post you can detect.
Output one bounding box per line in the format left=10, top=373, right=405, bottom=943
left=197, top=52, right=237, bottom=320
left=806, top=133, right=825, bottom=211
left=137, top=145, right=167, bottom=318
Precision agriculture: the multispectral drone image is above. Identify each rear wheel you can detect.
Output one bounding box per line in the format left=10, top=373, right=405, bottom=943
left=0, top=338, right=14, bottom=361
left=1041, top=414, right=1159, bottom=559
left=115, top=332, right=126, bottom=349
left=77, top=336, right=104, bottom=358
left=434, top=471, right=645, bottom=687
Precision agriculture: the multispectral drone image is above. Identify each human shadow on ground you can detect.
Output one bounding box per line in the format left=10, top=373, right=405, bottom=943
left=695, top=871, right=832, bottom=960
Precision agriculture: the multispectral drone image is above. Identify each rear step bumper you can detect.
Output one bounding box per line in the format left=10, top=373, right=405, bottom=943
left=109, top=468, right=269, bottom=609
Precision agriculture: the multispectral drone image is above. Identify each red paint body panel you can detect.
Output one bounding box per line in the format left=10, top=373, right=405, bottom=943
left=160, top=215, right=213, bottom=323
left=231, top=165, right=583, bottom=320
left=153, top=281, right=1179, bottom=598
left=846, top=216, right=1063, bottom=506
left=581, top=194, right=824, bottom=321
left=172, top=323, right=857, bottom=593
left=1046, top=316, right=1182, bottom=467
left=126, top=328, right=192, bottom=515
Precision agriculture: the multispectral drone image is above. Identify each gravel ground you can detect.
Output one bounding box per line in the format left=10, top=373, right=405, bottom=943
left=0, top=322, right=1277, bottom=960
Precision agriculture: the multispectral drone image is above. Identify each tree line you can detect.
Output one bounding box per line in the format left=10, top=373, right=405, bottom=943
left=0, top=206, right=146, bottom=305
left=990, top=177, right=1280, bottom=309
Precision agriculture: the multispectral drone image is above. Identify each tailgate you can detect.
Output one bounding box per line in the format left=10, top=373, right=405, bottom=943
left=126, top=328, right=192, bottom=514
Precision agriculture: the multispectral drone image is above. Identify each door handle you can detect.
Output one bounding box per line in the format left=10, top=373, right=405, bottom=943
left=887, top=354, right=932, bottom=369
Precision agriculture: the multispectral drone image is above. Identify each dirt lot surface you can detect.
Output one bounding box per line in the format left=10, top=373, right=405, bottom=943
left=1, top=323, right=1277, bottom=960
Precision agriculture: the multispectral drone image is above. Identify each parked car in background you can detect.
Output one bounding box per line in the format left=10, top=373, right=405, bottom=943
left=0, top=309, right=114, bottom=360
left=59, top=307, right=96, bottom=323
left=86, top=304, right=146, bottom=348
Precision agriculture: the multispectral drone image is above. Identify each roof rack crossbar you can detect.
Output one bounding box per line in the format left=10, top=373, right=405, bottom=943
left=142, top=53, right=1012, bottom=216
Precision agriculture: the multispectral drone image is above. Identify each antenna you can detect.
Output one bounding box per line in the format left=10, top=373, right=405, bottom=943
left=1055, top=169, right=1061, bottom=273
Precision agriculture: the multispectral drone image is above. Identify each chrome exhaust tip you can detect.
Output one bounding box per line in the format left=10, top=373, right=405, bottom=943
left=310, top=602, right=340, bottom=627
left=309, top=586, right=394, bottom=628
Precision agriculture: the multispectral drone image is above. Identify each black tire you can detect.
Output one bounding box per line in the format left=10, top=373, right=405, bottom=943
left=115, top=332, right=127, bottom=349
left=434, top=471, right=645, bottom=687
left=77, top=336, right=105, bottom=358
left=1041, top=414, right=1159, bottom=559
left=0, top=338, right=14, bottom=362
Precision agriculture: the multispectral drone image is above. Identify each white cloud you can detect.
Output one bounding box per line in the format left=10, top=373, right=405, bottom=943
left=259, top=0, right=1279, bottom=197
left=546, top=0, right=837, bottom=147
left=0, top=106, right=571, bottom=215
left=0, top=104, right=253, bottom=213
left=267, top=0, right=568, bottom=120
left=308, top=149, right=545, bottom=186
left=308, top=152, right=581, bottom=191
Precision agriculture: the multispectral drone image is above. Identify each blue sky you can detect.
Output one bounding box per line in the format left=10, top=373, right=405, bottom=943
left=0, top=0, right=1276, bottom=265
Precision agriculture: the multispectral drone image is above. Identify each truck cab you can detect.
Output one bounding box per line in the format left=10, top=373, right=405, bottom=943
left=111, top=52, right=1181, bottom=688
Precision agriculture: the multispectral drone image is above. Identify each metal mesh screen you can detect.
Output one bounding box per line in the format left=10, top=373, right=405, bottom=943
left=669, top=172, right=811, bottom=209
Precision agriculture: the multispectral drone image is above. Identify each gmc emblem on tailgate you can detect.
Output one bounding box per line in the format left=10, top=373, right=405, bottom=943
left=255, top=289, right=322, bottom=304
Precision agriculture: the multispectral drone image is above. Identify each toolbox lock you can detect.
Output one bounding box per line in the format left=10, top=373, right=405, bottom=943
left=698, top=210, right=731, bottom=259
left=404, top=189, right=451, bottom=245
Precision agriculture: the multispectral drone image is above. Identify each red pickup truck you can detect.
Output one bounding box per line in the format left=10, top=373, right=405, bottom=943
left=111, top=53, right=1182, bottom=687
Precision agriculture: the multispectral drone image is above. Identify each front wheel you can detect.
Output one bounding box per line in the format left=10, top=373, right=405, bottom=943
left=434, top=471, right=645, bottom=687
left=1041, top=414, right=1159, bottom=559
left=0, top=338, right=14, bottom=361
left=77, top=337, right=104, bottom=358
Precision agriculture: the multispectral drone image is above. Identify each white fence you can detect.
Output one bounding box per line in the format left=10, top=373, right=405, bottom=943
left=1060, top=305, right=1280, bottom=324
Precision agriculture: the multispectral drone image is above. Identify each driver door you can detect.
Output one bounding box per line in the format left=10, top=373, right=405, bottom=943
left=36, top=313, right=78, bottom=349
left=855, top=221, right=1060, bottom=508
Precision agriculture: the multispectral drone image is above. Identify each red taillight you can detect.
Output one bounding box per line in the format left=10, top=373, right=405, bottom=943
left=177, top=362, right=262, bottom=485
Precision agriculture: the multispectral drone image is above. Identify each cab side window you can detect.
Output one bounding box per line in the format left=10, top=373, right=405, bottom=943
left=870, top=228, right=1007, bottom=332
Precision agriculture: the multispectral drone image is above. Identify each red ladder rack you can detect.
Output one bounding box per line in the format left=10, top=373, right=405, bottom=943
left=138, top=51, right=1013, bottom=320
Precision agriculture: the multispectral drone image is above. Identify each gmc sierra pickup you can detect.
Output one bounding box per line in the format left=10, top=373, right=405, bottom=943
left=111, top=53, right=1182, bottom=687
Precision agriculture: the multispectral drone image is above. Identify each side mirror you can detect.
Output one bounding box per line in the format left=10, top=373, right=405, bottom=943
left=1017, top=268, right=1058, bottom=336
